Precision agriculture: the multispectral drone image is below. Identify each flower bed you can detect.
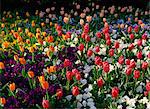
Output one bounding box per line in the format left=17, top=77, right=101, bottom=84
left=0, top=4, right=150, bottom=109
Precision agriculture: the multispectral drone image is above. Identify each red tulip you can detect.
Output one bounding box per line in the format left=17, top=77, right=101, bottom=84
left=56, top=25, right=62, bottom=31
left=64, top=59, right=72, bottom=67
left=134, top=70, right=140, bottom=79
left=129, top=34, right=134, bottom=40
left=75, top=72, right=81, bottom=81
left=56, top=89, right=63, bottom=99
left=106, top=39, right=111, bottom=46
left=111, top=87, right=119, bottom=98
left=118, top=56, right=124, bottom=65
left=102, top=61, right=110, bottom=73
left=94, top=46, right=100, bottom=53
left=96, top=32, right=102, bottom=38
left=66, top=71, right=73, bottom=81
left=137, top=39, right=142, bottom=46
left=128, top=43, right=134, bottom=51
left=144, top=91, right=148, bottom=96
left=137, top=51, right=142, bottom=59
left=42, top=99, right=49, bottom=109
left=85, top=34, right=91, bottom=42
left=105, top=33, right=110, bottom=40
left=72, top=86, right=79, bottom=96
left=114, top=41, right=119, bottom=49
left=78, top=43, right=84, bottom=51
left=109, top=48, right=114, bottom=57
left=57, top=30, right=62, bottom=36
left=87, top=49, right=93, bottom=57
left=126, top=68, right=132, bottom=76
left=134, top=25, right=139, bottom=33
left=66, top=32, right=71, bottom=38
left=142, top=62, right=148, bottom=69
left=146, top=82, right=150, bottom=92
left=125, top=59, right=130, bottom=65
left=81, top=33, right=86, bottom=39
left=142, top=34, right=147, bottom=40
left=129, top=60, right=136, bottom=68
left=84, top=24, right=89, bottom=33
left=97, top=77, right=104, bottom=88
left=72, top=68, right=79, bottom=75
left=128, top=26, right=132, bottom=33
left=95, top=56, right=102, bottom=66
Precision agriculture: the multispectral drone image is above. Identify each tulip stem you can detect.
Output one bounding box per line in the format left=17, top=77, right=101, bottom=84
left=32, top=53, right=34, bottom=62
left=148, top=92, right=150, bottom=101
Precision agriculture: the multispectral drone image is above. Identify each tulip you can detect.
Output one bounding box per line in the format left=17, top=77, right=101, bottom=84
left=97, top=77, right=104, bottom=88
left=146, top=82, right=150, bottom=92
left=0, top=62, right=5, bottom=69
left=75, top=72, right=81, bottom=81
left=96, top=32, right=102, bottom=38
left=9, top=83, right=16, bottom=91
left=102, top=62, right=110, bottom=73
left=109, top=49, right=114, bottom=57
left=106, top=39, right=111, bottom=46
left=134, top=70, right=140, bottom=79
left=28, top=71, right=34, bottom=78
left=85, top=34, right=91, bottom=42
left=19, top=58, right=26, bottom=65
left=2, top=41, right=9, bottom=49
left=126, top=68, right=132, bottom=76
left=137, top=39, right=142, bottom=46
left=129, top=34, right=134, bottom=40
left=95, top=56, right=102, bottom=66
left=72, top=86, right=79, bottom=96
left=94, top=46, right=100, bottom=53
left=128, top=26, right=132, bottom=33
left=56, top=89, right=63, bottom=99
left=125, top=59, right=130, bottom=65
left=64, top=59, right=72, bottom=67
left=66, top=71, right=73, bottom=81
left=114, top=41, right=119, bottom=49
left=137, top=51, right=142, bottom=59
left=142, top=34, right=147, bottom=40
left=78, top=43, right=84, bottom=51
left=41, top=81, right=49, bottom=90
left=128, top=43, right=134, bottom=51
left=118, top=56, right=124, bottom=65
left=0, top=97, right=6, bottom=105
left=111, top=87, right=119, bottom=98
left=142, top=62, right=148, bottom=69
left=87, top=49, right=93, bottom=57
left=42, top=99, right=49, bottom=109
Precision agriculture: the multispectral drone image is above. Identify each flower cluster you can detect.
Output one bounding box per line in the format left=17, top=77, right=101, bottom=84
left=0, top=2, right=150, bottom=109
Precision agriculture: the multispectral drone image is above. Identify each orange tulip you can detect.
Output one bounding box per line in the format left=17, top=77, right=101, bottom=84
left=41, top=22, right=45, bottom=27
left=0, top=97, right=6, bottom=105
left=0, top=62, right=5, bottom=69
left=26, top=39, right=30, bottom=44
left=28, top=71, right=34, bottom=78
left=41, top=81, right=49, bottom=90
left=38, top=76, right=45, bottom=83
left=47, top=66, right=56, bottom=74
left=42, top=32, right=47, bottom=37
left=2, top=41, right=9, bottom=49
left=28, top=32, right=33, bottom=38
left=47, top=36, right=54, bottom=43
left=86, top=16, right=92, bottom=22
left=62, top=34, right=67, bottom=40
left=1, top=23, right=5, bottom=28
left=17, top=36, right=23, bottom=42
left=49, top=46, right=55, bottom=52
left=63, top=17, right=69, bottom=24
left=19, top=58, right=26, bottom=65
left=9, top=83, right=16, bottom=91
left=13, top=32, right=19, bottom=38
left=19, top=46, right=24, bottom=52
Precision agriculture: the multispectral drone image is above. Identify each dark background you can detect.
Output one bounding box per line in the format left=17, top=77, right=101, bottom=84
left=1, top=0, right=150, bottom=12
